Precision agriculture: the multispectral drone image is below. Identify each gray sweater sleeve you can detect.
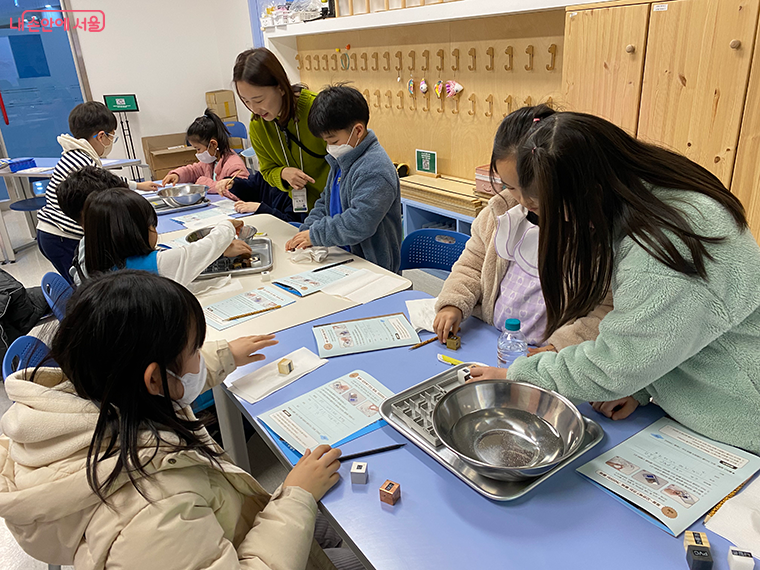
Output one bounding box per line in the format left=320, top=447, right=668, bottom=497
left=308, top=171, right=397, bottom=248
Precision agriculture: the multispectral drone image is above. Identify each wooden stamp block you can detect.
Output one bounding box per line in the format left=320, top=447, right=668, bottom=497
left=379, top=479, right=401, bottom=505
left=684, top=531, right=710, bottom=551
left=350, top=461, right=368, bottom=484
left=277, top=358, right=294, bottom=375
left=446, top=335, right=461, bottom=350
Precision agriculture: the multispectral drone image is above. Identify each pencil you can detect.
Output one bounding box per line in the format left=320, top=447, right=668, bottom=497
left=224, top=305, right=281, bottom=321
left=409, top=336, right=439, bottom=350
left=703, top=479, right=748, bottom=523
left=312, top=258, right=354, bottom=272
left=339, top=444, right=406, bottom=462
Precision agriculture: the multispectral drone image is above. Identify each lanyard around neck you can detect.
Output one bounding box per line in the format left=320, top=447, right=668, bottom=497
left=276, top=120, right=304, bottom=172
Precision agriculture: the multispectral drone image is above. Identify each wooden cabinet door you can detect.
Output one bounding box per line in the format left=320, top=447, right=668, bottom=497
left=562, top=4, right=650, bottom=134
left=732, top=20, right=760, bottom=242
left=637, top=0, right=760, bottom=187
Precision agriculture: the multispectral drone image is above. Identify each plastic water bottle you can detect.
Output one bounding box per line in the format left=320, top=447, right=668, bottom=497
left=497, top=318, right=528, bottom=368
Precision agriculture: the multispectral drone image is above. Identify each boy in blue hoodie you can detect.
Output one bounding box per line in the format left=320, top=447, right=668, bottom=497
left=285, top=85, right=402, bottom=273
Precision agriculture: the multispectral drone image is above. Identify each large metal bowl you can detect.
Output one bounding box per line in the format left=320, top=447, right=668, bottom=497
left=432, top=380, right=585, bottom=481
left=185, top=224, right=257, bottom=244
left=156, top=184, right=208, bottom=207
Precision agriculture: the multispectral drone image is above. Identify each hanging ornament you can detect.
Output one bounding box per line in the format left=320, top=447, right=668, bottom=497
left=434, top=80, right=445, bottom=99
left=419, top=79, right=428, bottom=94
left=407, top=79, right=415, bottom=96
left=445, top=80, right=463, bottom=98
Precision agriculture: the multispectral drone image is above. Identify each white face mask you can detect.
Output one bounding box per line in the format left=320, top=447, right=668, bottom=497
left=326, top=126, right=358, bottom=160
left=98, top=133, right=116, bottom=158
left=170, top=354, right=207, bottom=409
left=196, top=143, right=217, bottom=164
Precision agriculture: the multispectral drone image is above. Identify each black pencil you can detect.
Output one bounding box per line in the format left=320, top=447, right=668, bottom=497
left=339, top=443, right=406, bottom=462
left=312, top=258, right=354, bottom=272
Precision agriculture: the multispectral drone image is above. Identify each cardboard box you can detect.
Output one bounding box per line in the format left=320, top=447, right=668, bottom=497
left=141, top=133, right=198, bottom=180
left=206, top=89, right=238, bottom=122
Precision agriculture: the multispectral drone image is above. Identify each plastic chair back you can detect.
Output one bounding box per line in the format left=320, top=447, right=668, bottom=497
left=399, top=229, right=470, bottom=272
left=224, top=121, right=248, bottom=140
left=41, top=272, right=74, bottom=321
left=2, top=336, right=53, bottom=380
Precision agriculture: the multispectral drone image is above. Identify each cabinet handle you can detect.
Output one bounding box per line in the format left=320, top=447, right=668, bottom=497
left=626, top=44, right=636, bottom=54
left=730, top=39, right=742, bottom=50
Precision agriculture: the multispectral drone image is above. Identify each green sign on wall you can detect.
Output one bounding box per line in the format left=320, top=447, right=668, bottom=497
left=103, top=94, right=139, bottom=112
left=415, top=149, right=437, bottom=175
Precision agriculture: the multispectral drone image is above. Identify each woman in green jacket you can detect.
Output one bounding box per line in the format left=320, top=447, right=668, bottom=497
left=471, top=112, right=760, bottom=455
left=233, top=48, right=329, bottom=211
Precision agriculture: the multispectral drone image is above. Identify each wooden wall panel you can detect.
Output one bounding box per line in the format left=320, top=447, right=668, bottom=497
left=732, top=15, right=760, bottom=241
left=561, top=4, right=650, bottom=134
left=637, top=0, right=760, bottom=187
left=296, top=10, right=564, bottom=179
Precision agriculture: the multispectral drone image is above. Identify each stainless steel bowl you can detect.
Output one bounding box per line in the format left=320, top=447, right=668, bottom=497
left=432, top=380, right=586, bottom=481
left=156, top=184, right=208, bottom=207
left=185, top=224, right=257, bottom=244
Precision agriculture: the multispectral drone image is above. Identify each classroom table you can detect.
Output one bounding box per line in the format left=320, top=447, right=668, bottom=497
left=220, top=289, right=736, bottom=570
left=158, top=213, right=412, bottom=469
left=0, top=157, right=141, bottom=262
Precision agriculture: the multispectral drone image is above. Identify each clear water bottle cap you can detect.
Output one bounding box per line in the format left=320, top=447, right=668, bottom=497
left=504, top=318, right=521, bottom=332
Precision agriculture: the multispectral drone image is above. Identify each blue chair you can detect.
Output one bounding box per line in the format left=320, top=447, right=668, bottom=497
left=399, top=229, right=470, bottom=272
left=192, top=390, right=215, bottom=414
left=225, top=121, right=248, bottom=154
left=41, top=272, right=74, bottom=321
left=289, top=221, right=302, bottom=229
left=2, top=336, right=53, bottom=380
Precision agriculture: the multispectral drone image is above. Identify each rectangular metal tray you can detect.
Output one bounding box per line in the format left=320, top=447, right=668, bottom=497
left=380, top=363, right=605, bottom=501
left=195, top=237, right=273, bottom=280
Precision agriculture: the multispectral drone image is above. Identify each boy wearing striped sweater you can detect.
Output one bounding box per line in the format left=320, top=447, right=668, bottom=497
left=36, top=102, right=157, bottom=283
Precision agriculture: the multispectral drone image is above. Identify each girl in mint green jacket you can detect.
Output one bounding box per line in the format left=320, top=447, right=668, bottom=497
left=471, top=112, right=760, bottom=455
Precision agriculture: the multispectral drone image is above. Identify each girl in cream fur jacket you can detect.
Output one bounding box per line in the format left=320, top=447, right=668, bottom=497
left=0, top=271, right=351, bottom=570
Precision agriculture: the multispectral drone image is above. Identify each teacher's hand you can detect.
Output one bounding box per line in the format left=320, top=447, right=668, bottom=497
left=281, top=167, right=315, bottom=190
left=467, top=366, right=508, bottom=382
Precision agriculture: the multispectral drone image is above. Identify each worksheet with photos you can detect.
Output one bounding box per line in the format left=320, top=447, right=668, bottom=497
left=204, top=286, right=295, bottom=331
left=258, top=370, right=393, bottom=455
left=273, top=264, right=358, bottom=297
left=312, top=313, right=420, bottom=358
left=577, top=417, right=760, bottom=536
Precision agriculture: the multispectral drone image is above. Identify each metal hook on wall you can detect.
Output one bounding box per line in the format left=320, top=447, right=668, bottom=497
left=504, top=46, right=513, bottom=72
left=305, top=54, right=312, bottom=71
left=422, top=49, right=430, bottom=71
left=485, top=94, right=493, bottom=117
left=408, top=50, right=416, bottom=71
left=295, top=54, right=302, bottom=70
left=546, top=44, right=557, bottom=71
left=436, top=49, right=445, bottom=71
left=396, top=90, right=404, bottom=109
left=383, top=52, right=391, bottom=72
left=451, top=48, right=460, bottom=72
left=486, top=47, right=494, bottom=71
left=525, top=45, right=534, bottom=71
left=395, top=51, right=403, bottom=72
left=468, top=93, right=476, bottom=115
left=468, top=48, right=476, bottom=71
left=361, top=52, right=368, bottom=71
left=372, top=52, right=379, bottom=71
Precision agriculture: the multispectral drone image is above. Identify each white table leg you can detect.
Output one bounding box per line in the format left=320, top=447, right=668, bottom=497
left=212, top=384, right=251, bottom=472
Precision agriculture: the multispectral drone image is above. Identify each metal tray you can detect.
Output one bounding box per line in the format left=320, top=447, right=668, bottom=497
left=195, top=237, right=273, bottom=280
left=380, top=364, right=605, bottom=501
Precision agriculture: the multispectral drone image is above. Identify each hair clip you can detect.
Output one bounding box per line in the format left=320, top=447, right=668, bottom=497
left=533, top=118, right=540, bottom=123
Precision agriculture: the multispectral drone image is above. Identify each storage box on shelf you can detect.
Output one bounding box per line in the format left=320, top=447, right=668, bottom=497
left=400, top=175, right=485, bottom=237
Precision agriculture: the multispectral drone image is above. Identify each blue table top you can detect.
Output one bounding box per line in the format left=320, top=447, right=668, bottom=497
left=228, top=290, right=733, bottom=570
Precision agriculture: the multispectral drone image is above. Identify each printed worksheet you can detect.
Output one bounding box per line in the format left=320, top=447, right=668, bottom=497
left=273, top=265, right=358, bottom=297
left=204, top=286, right=295, bottom=330
left=577, top=417, right=760, bottom=536
left=312, top=313, right=420, bottom=357
left=258, top=370, right=393, bottom=454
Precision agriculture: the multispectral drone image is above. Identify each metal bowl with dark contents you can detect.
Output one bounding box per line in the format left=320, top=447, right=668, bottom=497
left=432, top=380, right=586, bottom=481
left=156, top=184, right=208, bottom=207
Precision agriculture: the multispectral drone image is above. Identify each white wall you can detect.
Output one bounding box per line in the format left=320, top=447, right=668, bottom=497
left=69, top=0, right=254, bottom=171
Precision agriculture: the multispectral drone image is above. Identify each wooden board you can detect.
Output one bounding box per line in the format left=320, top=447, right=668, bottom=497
left=637, top=0, right=760, bottom=187
left=731, top=14, right=760, bottom=242
left=296, top=10, right=564, bottom=180
left=561, top=3, right=650, bottom=133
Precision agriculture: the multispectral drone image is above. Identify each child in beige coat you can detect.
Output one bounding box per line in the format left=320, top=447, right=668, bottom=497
left=0, top=271, right=355, bottom=569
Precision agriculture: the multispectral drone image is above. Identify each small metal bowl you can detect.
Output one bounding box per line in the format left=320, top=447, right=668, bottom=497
left=156, top=184, right=208, bottom=207
left=185, top=224, right=257, bottom=244
left=432, top=380, right=586, bottom=481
